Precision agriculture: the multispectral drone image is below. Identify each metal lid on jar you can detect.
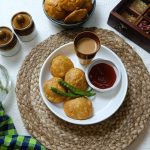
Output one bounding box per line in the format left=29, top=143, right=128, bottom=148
left=0, top=27, right=13, bottom=47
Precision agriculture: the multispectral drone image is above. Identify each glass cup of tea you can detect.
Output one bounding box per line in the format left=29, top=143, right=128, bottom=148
left=74, top=31, right=101, bottom=65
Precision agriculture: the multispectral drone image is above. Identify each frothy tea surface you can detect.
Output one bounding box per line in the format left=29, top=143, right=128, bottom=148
left=77, top=38, right=97, bottom=54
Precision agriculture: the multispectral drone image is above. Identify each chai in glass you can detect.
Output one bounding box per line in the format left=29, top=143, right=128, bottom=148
left=74, top=31, right=100, bottom=65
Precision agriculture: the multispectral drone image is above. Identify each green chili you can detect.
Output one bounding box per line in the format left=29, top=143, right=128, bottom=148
left=50, top=87, right=80, bottom=98
left=58, top=80, right=96, bottom=97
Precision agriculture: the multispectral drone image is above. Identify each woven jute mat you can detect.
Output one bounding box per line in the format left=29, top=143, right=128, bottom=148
left=16, top=27, right=150, bottom=150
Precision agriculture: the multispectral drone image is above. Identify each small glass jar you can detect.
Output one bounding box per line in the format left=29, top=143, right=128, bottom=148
left=0, top=26, right=21, bottom=57
left=0, top=64, right=11, bottom=102
left=11, top=12, right=37, bottom=42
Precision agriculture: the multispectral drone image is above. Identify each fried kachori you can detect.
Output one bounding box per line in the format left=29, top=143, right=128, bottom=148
left=64, top=9, right=87, bottom=24
left=59, top=0, right=85, bottom=12
left=44, top=77, right=66, bottom=103
left=64, top=68, right=88, bottom=91
left=44, top=0, right=93, bottom=23
left=50, top=55, right=74, bottom=78
left=82, top=0, right=93, bottom=12
left=44, top=0, right=67, bottom=20
left=64, top=97, right=93, bottom=120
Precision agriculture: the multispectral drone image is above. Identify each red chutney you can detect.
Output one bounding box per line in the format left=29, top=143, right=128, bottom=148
left=89, top=63, right=116, bottom=89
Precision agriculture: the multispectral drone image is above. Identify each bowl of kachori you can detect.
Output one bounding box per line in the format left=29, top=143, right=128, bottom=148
left=43, top=0, right=96, bottom=28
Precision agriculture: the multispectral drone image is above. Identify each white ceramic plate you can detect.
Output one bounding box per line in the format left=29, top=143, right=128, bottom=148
left=39, top=42, right=128, bottom=125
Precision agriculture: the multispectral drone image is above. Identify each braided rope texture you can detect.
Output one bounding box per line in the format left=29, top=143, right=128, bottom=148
left=16, top=28, right=150, bottom=150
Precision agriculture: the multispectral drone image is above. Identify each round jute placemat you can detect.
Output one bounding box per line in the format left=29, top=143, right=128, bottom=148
left=16, top=27, right=150, bottom=150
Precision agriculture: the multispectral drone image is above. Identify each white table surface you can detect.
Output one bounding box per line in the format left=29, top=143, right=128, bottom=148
left=0, top=0, right=150, bottom=149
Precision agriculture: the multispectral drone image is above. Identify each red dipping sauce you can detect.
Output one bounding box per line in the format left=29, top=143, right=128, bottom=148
left=89, top=63, right=116, bottom=89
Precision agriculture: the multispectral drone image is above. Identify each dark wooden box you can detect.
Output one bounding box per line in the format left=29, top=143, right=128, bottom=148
left=107, top=0, right=150, bottom=53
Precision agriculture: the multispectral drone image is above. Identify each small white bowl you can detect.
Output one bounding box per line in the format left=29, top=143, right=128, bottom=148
left=85, top=58, right=121, bottom=92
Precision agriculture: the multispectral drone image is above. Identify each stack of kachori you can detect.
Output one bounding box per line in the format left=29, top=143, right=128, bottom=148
left=44, top=55, right=93, bottom=120
left=44, top=0, right=93, bottom=23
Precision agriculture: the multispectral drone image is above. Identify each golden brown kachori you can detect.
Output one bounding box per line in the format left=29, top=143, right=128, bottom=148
left=44, top=0, right=93, bottom=23
left=44, top=0, right=67, bottom=20
left=64, top=9, right=87, bottom=23
left=44, top=77, right=66, bottom=103
left=59, top=0, right=85, bottom=12
left=50, top=55, right=74, bottom=78
left=64, top=97, right=93, bottom=120
left=65, top=68, right=88, bottom=91
left=82, top=0, right=93, bottom=12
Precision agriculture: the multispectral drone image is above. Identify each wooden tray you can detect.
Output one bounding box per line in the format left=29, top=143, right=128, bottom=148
left=108, top=0, right=150, bottom=52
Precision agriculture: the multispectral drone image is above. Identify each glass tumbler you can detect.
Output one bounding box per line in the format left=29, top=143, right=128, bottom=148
left=0, top=64, right=11, bottom=102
